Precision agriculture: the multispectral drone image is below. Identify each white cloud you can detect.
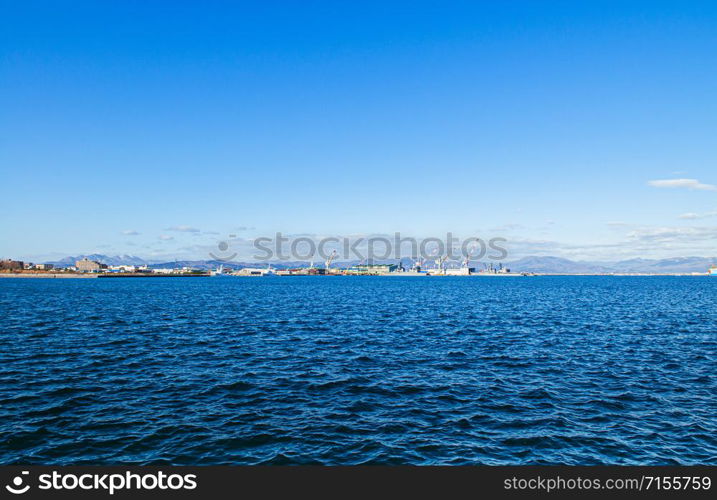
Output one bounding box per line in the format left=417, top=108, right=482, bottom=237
left=504, top=223, right=717, bottom=261
left=122, top=230, right=140, bottom=236
left=647, top=178, right=717, bottom=191
left=158, top=235, right=174, bottom=241
left=626, top=225, right=717, bottom=243
left=167, top=225, right=200, bottom=232
left=678, top=211, right=717, bottom=220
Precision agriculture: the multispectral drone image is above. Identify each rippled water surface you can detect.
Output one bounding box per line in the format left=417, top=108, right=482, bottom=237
left=1, top=276, right=716, bottom=465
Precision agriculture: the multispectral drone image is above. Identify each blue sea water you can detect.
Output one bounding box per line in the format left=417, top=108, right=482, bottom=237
left=0, top=276, right=715, bottom=465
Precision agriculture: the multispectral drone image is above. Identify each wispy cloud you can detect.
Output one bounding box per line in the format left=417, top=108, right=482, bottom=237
left=678, top=210, right=717, bottom=220
left=158, top=235, right=174, bottom=241
left=505, top=224, right=717, bottom=261
left=167, top=225, right=200, bottom=233
left=647, top=178, right=717, bottom=191
left=626, top=225, right=717, bottom=243
left=122, top=230, right=140, bottom=236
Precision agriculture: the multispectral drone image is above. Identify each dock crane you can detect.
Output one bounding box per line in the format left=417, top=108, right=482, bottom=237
left=325, top=250, right=337, bottom=273
left=462, top=244, right=479, bottom=270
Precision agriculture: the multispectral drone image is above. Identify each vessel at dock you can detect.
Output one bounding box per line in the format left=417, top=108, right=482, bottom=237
left=233, top=267, right=275, bottom=276
left=211, top=265, right=229, bottom=276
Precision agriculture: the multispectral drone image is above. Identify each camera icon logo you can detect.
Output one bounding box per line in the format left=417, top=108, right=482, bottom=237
left=5, top=471, right=30, bottom=494
left=209, top=235, right=238, bottom=262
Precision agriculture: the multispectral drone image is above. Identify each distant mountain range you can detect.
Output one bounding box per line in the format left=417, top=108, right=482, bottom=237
left=44, top=254, right=717, bottom=274
left=47, top=254, right=151, bottom=267
left=503, top=256, right=716, bottom=274
left=44, top=255, right=310, bottom=270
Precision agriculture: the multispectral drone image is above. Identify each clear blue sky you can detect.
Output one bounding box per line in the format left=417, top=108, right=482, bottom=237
left=1, top=1, right=716, bottom=261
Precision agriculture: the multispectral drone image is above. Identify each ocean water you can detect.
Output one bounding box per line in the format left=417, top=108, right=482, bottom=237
left=0, top=276, right=715, bottom=465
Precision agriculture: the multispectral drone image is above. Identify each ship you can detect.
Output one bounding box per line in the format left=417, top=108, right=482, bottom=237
left=709, top=265, right=717, bottom=276
left=211, top=264, right=229, bottom=276
left=234, top=266, right=275, bottom=276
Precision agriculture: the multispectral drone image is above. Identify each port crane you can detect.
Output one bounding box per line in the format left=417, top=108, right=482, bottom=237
left=325, top=250, right=337, bottom=272
left=462, top=244, right=479, bottom=269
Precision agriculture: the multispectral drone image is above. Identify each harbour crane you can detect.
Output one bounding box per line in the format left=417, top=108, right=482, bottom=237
left=462, top=244, right=478, bottom=269
left=325, top=250, right=337, bottom=273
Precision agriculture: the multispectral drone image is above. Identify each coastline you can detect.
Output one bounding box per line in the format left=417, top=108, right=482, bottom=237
left=0, top=273, right=211, bottom=279
left=0, top=273, right=98, bottom=279
left=0, top=272, right=711, bottom=279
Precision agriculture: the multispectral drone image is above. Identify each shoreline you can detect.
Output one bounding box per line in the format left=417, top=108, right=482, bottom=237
left=0, top=272, right=712, bottom=279
left=0, top=273, right=211, bottom=279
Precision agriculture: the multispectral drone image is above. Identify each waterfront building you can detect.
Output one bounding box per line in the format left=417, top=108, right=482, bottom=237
left=108, top=265, right=136, bottom=273
left=0, top=259, right=24, bottom=270
left=346, top=264, right=399, bottom=275
left=152, top=268, right=176, bottom=274
left=445, top=267, right=474, bottom=276
left=76, top=258, right=107, bottom=272
left=235, top=267, right=273, bottom=276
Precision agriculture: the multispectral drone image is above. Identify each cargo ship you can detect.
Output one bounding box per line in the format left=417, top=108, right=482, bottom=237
left=234, top=267, right=275, bottom=276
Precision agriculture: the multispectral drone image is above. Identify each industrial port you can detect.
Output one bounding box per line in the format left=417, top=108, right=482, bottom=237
left=0, top=256, right=525, bottom=278
left=1, top=258, right=715, bottom=278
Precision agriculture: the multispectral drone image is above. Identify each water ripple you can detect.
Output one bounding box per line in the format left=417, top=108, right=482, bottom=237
left=0, top=276, right=716, bottom=464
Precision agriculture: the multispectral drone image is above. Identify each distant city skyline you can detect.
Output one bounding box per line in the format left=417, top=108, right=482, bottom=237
left=2, top=2, right=716, bottom=261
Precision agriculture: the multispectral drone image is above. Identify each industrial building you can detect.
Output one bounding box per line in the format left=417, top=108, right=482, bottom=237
left=76, top=258, right=107, bottom=272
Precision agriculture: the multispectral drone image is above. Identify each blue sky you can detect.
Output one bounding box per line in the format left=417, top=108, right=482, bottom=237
left=1, top=1, right=716, bottom=261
